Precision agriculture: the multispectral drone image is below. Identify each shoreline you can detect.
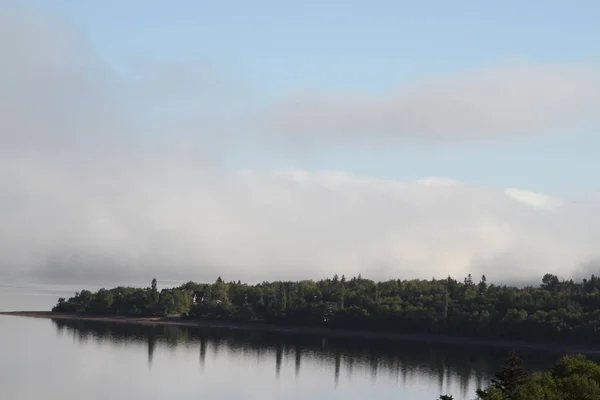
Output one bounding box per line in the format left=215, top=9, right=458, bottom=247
left=3, top=311, right=600, bottom=355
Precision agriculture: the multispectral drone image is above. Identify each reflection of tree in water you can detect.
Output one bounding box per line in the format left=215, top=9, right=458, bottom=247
left=295, top=346, right=301, bottom=379
left=147, top=333, right=156, bottom=367
left=199, top=336, right=207, bottom=368
left=333, top=349, right=342, bottom=387
left=275, top=344, right=283, bottom=379
left=55, top=321, right=65, bottom=337
left=51, top=319, right=569, bottom=393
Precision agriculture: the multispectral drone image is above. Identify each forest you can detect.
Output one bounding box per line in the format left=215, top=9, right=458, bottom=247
left=440, top=351, right=600, bottom=399
left=53, top=273, right=600, bottom=344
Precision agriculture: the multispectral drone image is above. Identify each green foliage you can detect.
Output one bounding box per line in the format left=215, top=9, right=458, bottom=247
left=489, top=350, right=529, bottom=397
left=52, top=273, right=600, bottom=346
left=150, top=278, right=159, bottom=305
left=52, top=279, right=193, bottom=317
left=450, top=352, right=600, bottom=400
left=475, top=386, right=504, bottom=400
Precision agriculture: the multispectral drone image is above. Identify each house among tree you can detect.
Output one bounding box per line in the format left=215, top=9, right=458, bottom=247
left=186, top=289, right=202, bottom=305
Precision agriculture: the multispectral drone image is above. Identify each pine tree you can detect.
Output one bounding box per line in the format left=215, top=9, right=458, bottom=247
left=490, top=350, right=529, bottom=397
left=464, top=273, right=474, bottom=286
left=478, top=275, right=488, bottom=294
left=150, top=278, right=159, bottom=305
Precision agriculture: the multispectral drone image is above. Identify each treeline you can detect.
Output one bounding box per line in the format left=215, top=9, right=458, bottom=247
left=54, top=273, right=600, bottom=344
left=53, top=278, right=192, bottom=317
left=440, top=351, right=600, bottom=399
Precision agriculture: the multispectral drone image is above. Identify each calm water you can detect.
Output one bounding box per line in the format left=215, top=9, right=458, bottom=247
left=0, top=282, right=589, bottom=400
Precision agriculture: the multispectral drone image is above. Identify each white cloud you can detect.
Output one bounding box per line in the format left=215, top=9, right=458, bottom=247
left=1, top=3, right=599, bottom=286
left=251, top=62, right=600, bottom=145
left=504, top=188, right=562, bottom=210
left=2, top=162, right=600, bottom=284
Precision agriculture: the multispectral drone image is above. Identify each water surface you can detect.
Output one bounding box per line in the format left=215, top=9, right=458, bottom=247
left=0, top=282, right=584, bottom=400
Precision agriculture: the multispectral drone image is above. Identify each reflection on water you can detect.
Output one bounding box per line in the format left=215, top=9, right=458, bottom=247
left=3, top=281, right=594, bottom=400
left=51, top=319, right=565, bottom=399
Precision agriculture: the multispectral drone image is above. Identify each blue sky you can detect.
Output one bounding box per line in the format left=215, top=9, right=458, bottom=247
left=20, top=0, right=600, bottom=195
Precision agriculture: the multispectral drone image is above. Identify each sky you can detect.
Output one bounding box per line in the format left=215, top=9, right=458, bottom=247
left=1, top=1, right=599, bottom=284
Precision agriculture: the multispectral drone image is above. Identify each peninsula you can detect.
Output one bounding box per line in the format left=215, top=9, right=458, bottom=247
left=4, top=273, right=600, bottom=351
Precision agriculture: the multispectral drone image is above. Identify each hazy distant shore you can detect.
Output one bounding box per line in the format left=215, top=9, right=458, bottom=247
left=3, top=311, right=600, bottom=356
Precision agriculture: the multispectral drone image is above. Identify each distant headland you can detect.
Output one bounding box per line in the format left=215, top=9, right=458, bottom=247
left=3, top=273, right=600, bottom=353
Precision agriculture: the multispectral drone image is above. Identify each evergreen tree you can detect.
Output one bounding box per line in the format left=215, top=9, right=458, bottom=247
left=150, top=278, right=159, bottom=305
left=478, top=275, right=488, bottom=294
left=490, top=350, right=529, bottom=397
left=464, top=273, right=474, bottom=286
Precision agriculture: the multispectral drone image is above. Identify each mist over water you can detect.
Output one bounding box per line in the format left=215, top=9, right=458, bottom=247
left=1, top=3, right=600, bottom=285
